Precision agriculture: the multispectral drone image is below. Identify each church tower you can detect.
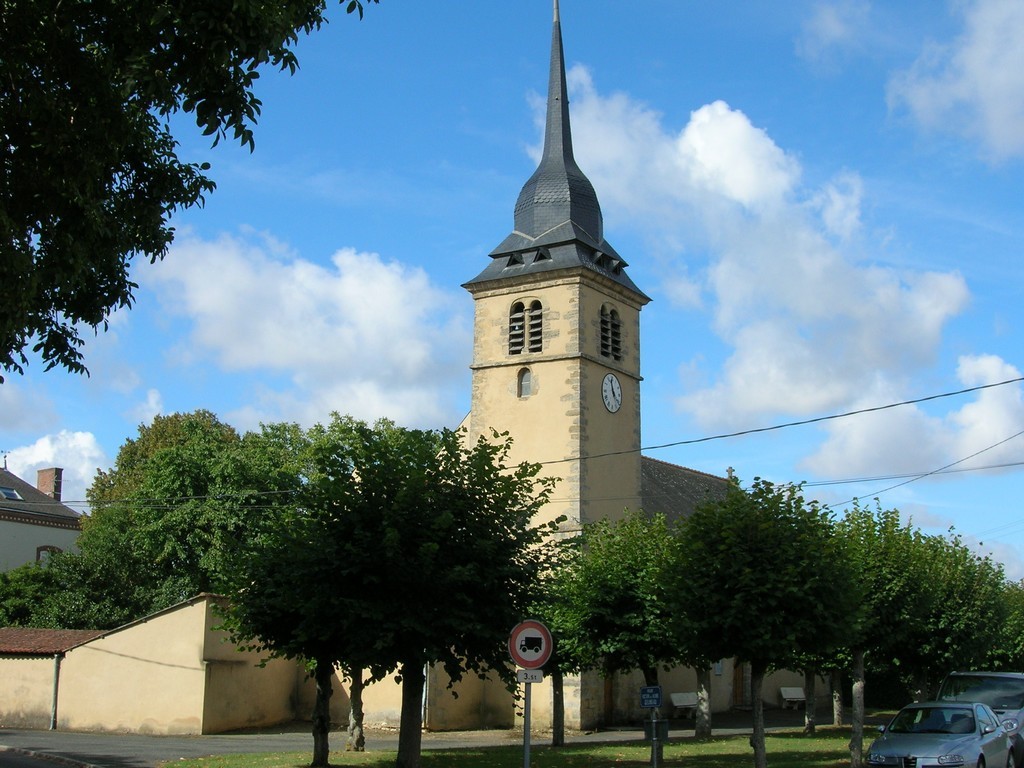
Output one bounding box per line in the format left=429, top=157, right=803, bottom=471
left=463, top=0, right=649, bottom=533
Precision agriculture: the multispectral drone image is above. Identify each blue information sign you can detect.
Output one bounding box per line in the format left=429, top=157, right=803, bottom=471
left=640, top=685, right=662, bottom=709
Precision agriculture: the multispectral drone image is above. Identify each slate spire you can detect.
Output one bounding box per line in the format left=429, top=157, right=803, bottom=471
left=511, top=0, right=603, bottom=245
left=466, top=0, right=646, bottom=300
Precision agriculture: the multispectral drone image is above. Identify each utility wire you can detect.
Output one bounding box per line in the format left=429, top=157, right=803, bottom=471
left=830, top=427, right=1024, bottom=508
left=26, top=375, right=1024, bottom=512
left=539, top=374, right=1024, bottom=466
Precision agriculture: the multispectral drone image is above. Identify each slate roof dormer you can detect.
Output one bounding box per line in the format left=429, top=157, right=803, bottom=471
left=465, top=0, right=647, bottom=300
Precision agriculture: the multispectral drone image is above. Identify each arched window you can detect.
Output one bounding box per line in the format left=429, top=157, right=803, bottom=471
left=517, top=368, right=533, bottom=398
left=36, top=545, right=61, bottom=563
left=510, top=300, right=543, bottom=355
left=600, top=305, right=622, bottom=361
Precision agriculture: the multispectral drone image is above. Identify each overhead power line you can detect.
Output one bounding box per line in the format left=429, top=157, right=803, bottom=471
left=539, top=374, right=1024, bottom=466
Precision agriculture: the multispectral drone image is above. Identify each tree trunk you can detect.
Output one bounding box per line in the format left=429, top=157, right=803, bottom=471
left=750, top=663, right=768, bottom=768
left=346, top=669, right=365, bottom=752
left=831, top=669, right=844, bottom=726
left=803, top=669, right=817, bottom=735
left=849, top=650, right=866, bottom=768
left=911, top=669, right=930, bottom=703
left=696, top=667, right=713, bottom=740
left=311, top=657, right=333, bottom=768
left=551, top=668, right=565, bottom=747
left=396, top=660, right=425, bottom=768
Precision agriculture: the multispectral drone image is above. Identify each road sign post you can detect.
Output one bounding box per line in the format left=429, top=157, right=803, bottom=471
left=640, top=685, right=663, bottom=768
left=509, top=620, right=553, bottom=768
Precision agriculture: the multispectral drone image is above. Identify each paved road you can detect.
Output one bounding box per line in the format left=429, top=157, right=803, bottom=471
left=0, top=709, right=827, bottom=768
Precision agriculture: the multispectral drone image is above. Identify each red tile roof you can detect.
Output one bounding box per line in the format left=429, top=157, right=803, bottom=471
left=0, top=627, right=103, bottom=654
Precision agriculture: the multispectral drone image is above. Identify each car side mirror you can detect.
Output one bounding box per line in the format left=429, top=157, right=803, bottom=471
left=982, top=724, right=997, bottom=735
left=877, top=725, right=886, bottom=734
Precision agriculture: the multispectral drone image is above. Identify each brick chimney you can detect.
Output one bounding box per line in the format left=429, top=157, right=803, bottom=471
left=37, top=467, right=63, bottom=501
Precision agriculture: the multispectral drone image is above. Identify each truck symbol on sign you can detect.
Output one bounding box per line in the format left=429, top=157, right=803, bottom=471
left=519, top=635, right=543, bottom=653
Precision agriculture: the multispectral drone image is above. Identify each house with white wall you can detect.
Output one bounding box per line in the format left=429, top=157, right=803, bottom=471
left=0, top=467, right=81, bottom=571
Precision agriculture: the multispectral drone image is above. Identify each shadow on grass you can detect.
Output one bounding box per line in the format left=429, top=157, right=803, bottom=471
left=170, top=729, right=856, bottom=768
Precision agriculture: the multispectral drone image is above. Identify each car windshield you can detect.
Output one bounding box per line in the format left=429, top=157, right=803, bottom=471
left=940, top=676, right=1024, bottom=710
left=888, top=706, right=975, bottom=735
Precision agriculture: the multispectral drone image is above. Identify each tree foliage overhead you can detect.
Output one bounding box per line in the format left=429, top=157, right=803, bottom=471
left=0, top=0, right=377, bottom=381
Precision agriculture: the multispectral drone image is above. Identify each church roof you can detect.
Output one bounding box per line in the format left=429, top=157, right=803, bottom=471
left=640, top=457, right=728, bottom=524
left=465, top=1, right=647, bottom=301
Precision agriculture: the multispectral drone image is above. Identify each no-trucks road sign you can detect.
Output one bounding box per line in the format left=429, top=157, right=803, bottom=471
left=508, top=619, right=553, bottom=669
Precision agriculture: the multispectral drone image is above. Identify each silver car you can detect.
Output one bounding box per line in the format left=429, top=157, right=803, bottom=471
left=867, top=701, right=1017, bottom=768
left=939, top=672, right=1024, bottom=766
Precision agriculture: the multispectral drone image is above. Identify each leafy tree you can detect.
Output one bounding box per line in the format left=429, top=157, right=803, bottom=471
left=5, top=410, right=279, bottom=629
left=549, top=511, right=680, bottom=726
left=221, top=416, right=559, bottom=768
left=994, top=580, right=1024, bottom=670
left=837, top=502, right=935, bottom=768
left=908, top=531, right=1006, bottom=696
left=675, top=478, right=856, bottom=768
left=0, top=0, right=377, bottom=381
left=0, top=562, right=56, bottom=626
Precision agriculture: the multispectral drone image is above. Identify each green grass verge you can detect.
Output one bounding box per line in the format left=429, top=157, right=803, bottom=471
left=163, top=726, right=855, bottom=768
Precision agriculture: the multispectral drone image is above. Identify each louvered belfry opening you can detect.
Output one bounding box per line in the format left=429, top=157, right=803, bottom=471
left=600, top=305, right=622, bottom=361
left=509, top=302, right=525, bottom=354
left=527, top=301, right=543, bottom=352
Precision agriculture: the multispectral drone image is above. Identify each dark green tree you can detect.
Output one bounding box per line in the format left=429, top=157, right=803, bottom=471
left=542, top=510, right=681, bottom=743
left=0, top=0, right=377, bottom=380
left=221, top=415, right=559, bottom=768
left=837, top=501, right=935, bottom=768
left=18, top=410, right=273, bottom=629
left=675, top=477, right=857, bottom=768
left=994, top=580, right=1024, bottom=671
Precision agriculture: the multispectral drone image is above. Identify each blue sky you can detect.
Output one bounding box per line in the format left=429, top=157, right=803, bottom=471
left=4, top=1, right=1024, bottom=574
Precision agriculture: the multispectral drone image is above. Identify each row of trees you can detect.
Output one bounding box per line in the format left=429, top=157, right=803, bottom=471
left=1, top=409, right=1019, bottom=768
left=548, top=491, right=1015, bottom=768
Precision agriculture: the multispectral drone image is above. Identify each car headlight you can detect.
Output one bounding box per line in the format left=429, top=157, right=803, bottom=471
left=937, top=755, right=965, bottom=766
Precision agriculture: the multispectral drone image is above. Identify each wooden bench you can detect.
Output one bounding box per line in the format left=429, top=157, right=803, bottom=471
left=670, top=692, right=699, bottom=718
left=779, top=687, right=805, bottom=709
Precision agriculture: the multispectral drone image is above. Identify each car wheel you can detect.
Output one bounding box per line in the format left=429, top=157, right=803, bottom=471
left=978, top=758, right=985, bottom=768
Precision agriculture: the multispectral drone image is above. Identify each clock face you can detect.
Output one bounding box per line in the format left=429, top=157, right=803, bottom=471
left=602, top=373, right=622, bottom=413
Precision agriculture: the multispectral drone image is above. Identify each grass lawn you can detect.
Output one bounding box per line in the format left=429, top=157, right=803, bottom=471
left=162, top=726, right=856, bottom=767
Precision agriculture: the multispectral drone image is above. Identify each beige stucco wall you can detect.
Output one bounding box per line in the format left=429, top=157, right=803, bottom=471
left=0, top=654, right=56, bottom=728
left=54, top=596, right=297, bottom=734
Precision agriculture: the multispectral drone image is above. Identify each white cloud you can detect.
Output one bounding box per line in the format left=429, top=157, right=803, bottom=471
left=146, top=229, right=472, bottom=429
left=554, top=63, right=992, bottom=488
left=561, top=77, right=970, bottom=430
left=796, top=0, right=872, bottom=65
left=947, top=355, right=1024, bottom=466
left=888, top=0, right=1024, bottom=161
left=0, top=380, right=56, bottom=433
left=127, top=388, right=164, bottom=426
left=6, top=432, right=107, bottom=512
left=803, top=355, right=1023, bottom=478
